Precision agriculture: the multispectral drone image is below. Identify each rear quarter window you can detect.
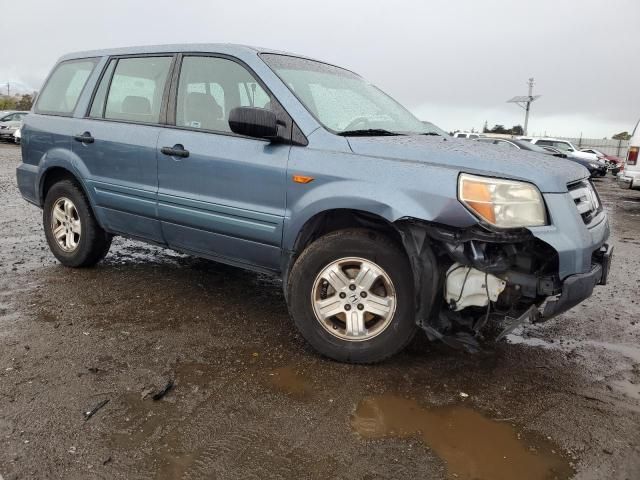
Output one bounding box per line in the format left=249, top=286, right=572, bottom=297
left=35, top=58, right=98, bottom=116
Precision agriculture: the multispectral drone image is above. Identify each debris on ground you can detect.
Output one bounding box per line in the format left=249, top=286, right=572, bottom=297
left=84, top=399, right=110, bottom=421
left=152, top=380, right=174, bottom=401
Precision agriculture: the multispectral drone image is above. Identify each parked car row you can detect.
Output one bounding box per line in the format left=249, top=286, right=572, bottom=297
left=475, top=137, right=607, bottom=178
left=454, top=132, right=623, bottom=178
left=0, top=110, right=28, bottom=143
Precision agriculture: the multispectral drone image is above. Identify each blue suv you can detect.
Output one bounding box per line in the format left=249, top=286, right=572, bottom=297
left=16, top=44, right=612, bottom=363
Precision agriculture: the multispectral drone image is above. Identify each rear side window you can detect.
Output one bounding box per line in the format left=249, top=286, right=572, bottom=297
left=35, top=59, right=98, bottom=115
left=90, top=57, right=172, bottom=124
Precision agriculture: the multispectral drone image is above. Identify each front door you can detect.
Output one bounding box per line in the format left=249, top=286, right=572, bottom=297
left=157, top=55, right=289, bottom=271
left=71, top=55, right=174, bottom=243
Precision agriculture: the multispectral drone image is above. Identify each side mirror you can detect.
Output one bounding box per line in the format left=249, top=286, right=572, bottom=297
left=228, top=107, right=279, bottom=140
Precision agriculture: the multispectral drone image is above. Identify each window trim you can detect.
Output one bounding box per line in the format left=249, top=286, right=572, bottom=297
left=165, top=52, right=301, bottom=143
left=494, top=139, right=520, bottom=149
left=84, top=53, right=178, bottom=127
left=34, top=57, right=100, bottom=117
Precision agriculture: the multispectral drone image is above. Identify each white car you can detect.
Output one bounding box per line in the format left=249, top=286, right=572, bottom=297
left=519, top=137, right=599, bottom=161
left=618, top=119, right=640, bottom=190
left=0, top=111, right=29, bottom=141
left=13, top=125, right=21, bottom=144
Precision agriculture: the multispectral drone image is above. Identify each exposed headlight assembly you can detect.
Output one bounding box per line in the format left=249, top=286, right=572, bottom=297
left=458, top=173, right=547, bottom=228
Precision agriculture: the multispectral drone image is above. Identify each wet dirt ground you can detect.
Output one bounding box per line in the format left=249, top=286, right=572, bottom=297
left=1, top=142, right=639, bottom=479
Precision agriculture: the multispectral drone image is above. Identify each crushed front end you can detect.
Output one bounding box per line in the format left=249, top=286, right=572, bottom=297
left=396, top=177, right=612, bottom=351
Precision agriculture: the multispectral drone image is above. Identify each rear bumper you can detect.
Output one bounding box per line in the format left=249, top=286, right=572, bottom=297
left=541, top=244, right=613, bottom=319
left=618, top=170, right=640, bottom=189
left=16, top=162, right=40, bottom=206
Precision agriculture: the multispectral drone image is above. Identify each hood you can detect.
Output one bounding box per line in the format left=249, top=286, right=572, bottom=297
left=571, top=150, right=599, bottom=161
left=345, top=135, right=587, bottom=193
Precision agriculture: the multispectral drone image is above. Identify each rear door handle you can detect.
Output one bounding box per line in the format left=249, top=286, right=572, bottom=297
left=74, top=132, right=94, bottom=144
left=161, top=144, right=189, bottom=158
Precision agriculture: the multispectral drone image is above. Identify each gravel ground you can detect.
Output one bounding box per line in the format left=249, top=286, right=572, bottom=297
left=0, top=142, right=639, bottom=479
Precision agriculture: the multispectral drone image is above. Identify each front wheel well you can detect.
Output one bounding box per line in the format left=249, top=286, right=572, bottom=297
left=291, top=209, right=405, bottom=258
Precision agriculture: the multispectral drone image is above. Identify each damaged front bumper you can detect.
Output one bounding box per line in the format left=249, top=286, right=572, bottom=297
left=395, top=185, right=611, bottom=347
left=541, top=243, right=613, bottom=319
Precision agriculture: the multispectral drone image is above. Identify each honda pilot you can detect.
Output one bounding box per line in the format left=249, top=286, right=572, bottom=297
left=16, top=44, right=612, bottom=363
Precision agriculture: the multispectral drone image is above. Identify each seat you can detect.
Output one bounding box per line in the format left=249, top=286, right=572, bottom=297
left=184, top=92, right=226, bottom=131
left=118, top=95, right=152, bottom=122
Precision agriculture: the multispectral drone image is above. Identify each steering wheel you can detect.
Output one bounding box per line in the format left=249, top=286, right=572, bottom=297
left=343, top=116, right=370, bottom=131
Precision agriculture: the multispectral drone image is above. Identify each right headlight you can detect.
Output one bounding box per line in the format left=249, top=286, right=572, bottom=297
left=458, top=173, right=547, bottom=228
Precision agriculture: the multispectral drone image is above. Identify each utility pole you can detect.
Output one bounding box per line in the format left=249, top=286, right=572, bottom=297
left=507, top=78, right=540, bottom=136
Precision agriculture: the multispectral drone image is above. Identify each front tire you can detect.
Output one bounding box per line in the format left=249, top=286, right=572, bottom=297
left=43, top=179, right=112, bottom=267
left=287, top=229, right=416, bottom=364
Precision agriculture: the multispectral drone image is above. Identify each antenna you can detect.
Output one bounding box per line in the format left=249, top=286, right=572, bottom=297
left=507, top=78, right=540, bottom=136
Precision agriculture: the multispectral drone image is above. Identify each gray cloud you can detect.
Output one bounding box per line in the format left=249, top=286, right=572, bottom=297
left=2, top=0, right=638, bottom=137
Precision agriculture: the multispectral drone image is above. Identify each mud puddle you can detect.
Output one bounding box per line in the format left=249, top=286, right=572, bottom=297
left=267, top=366, right=311, bottom=398
left=351, top=394, right=574, bottom=480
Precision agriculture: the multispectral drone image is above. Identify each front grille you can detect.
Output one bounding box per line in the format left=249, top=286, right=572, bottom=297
left=568, top=180, right=601, bottom=224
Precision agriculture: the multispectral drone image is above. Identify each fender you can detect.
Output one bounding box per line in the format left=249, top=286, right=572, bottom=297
left=282, top=168, right=479, bottom=251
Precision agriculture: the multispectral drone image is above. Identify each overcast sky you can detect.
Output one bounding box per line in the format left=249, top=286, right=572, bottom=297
left=1, top=0, right=638, bottom=137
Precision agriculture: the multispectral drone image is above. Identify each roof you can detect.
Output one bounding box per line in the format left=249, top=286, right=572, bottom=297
left=59, top=43, right=313, bottom=62
left=519, top=137, right=572, bottom=142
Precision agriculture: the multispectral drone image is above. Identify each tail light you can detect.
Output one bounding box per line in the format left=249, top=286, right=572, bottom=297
left=628, top=146, right=638, bottom=166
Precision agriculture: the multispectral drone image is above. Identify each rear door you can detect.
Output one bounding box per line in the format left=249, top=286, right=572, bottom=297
left=70, top=55, right=174, bottom=242
left=156, top=54, right=289, bottom=271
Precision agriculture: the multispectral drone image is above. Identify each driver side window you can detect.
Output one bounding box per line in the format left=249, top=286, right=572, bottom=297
left=176, top=56, right=272, bottom=133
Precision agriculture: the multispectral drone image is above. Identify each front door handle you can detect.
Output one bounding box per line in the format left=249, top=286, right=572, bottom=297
left=161, top=144, right=190, bottom=158
left=74, top=132, right=94, bottom=144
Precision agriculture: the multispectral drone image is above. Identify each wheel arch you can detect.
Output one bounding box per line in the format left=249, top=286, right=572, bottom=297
left=38, top=167, right=107, bottom=232
left=39, top=166, right=89, bottom=207
left=290, top=209, right=403, bottom=256
left=281, top=208, right=409, bottom=287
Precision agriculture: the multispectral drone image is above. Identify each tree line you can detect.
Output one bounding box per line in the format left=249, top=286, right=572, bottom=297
left=0, top=94, right=35, bottom=111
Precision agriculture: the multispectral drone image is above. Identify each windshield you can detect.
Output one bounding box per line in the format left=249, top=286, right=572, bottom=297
left=554, top=141, right=575, bottom=152
left=262, top=54, right=443, bottom=136
left=519, top=141, right=554, bottom=154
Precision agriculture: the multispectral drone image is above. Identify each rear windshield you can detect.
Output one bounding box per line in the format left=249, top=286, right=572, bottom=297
left=35, top=58, right=98, bottom=115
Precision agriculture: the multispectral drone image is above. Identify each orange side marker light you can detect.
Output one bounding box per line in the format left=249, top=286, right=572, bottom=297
left=292, top=175, right=314, bottom=184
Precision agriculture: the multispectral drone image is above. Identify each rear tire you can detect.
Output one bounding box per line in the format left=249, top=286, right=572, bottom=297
left=287, top=229, right=416, bottom=364
left=43, top=179, right=112, bottom=267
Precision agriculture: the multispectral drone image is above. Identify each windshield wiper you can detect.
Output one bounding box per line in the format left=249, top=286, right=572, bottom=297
left=337, top=129, right=403, bottom=137
left=421, top=132, right=441, bottom=136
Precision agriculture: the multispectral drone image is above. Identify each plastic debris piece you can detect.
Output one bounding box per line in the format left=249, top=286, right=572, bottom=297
left=152, top=380, right=174, bottom=401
